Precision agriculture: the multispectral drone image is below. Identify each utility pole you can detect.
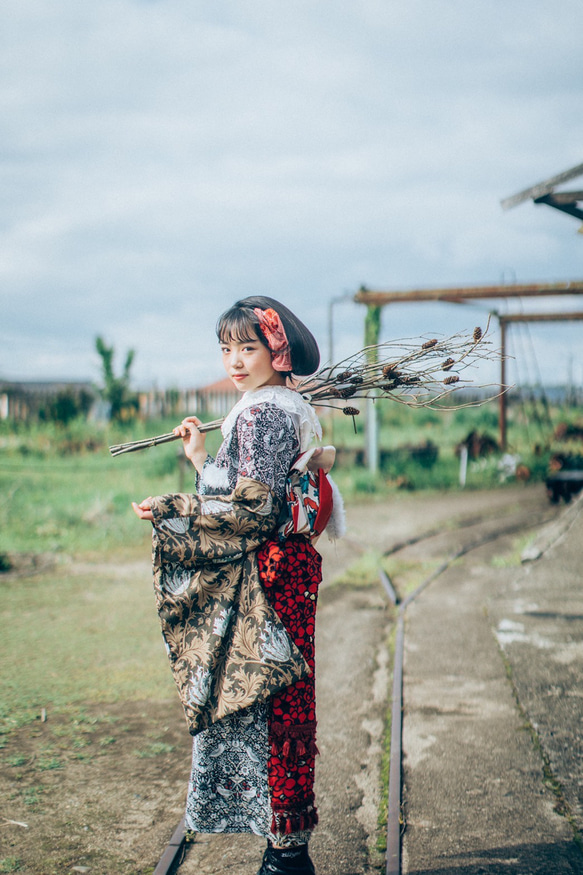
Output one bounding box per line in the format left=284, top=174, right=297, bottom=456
left=362, top=290, right=382, bottom=475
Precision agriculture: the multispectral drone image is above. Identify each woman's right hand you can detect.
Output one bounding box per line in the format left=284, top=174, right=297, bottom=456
left=174, top=416, right=207, bottom=471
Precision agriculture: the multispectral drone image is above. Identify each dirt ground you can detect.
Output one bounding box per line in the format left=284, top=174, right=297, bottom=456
left=0, top=484, right=554, bottom=875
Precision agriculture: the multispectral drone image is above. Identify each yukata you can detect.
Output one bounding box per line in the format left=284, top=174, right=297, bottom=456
left=148, top=386, right=331, bottom=847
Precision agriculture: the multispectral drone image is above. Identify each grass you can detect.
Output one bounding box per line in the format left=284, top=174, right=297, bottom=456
left=1, top=400, right=581, bottom=557
left=334, top=548, right=444, bottom=599
left=0, top=403, right=580, bottom=738
left=134, top=741, right=175, bottom=758
left=490, top=533, right=536, bottom=568
left=4, top=755, right=28, bottom=767
left=0, top=416, right=224, bottom=555
left=0, top=562, right=176, bottom=734
left=322, top=398, right=580, bottom=501
left=376, top=624, right=398, bottom=855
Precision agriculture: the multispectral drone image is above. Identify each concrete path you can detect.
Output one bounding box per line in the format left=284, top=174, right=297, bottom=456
left=402, top=495, right=583, bottom=874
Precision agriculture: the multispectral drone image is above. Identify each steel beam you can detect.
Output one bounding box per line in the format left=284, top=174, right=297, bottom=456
left=354, top=281, right=583, bottom=307
left=498, top=311, right=583, bottom=324
left=500, top=162, right=583, bottom=210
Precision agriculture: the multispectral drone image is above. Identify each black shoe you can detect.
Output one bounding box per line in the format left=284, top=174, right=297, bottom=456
left=257, top=843, right=316, bottom=875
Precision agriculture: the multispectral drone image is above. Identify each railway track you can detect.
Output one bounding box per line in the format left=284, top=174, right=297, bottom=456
left=152, top=497, right=560, bottom=875
left=380, top=502, right=559, bottom=875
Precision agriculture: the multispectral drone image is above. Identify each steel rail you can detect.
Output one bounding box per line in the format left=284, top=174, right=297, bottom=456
left=153, top=816, right=187, bottom=875
left=386, top=610, right=405, bottom=875
left=381, top=508, right=557, bottom=875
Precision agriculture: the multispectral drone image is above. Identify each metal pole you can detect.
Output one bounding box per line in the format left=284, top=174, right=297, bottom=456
left=499, top=320, right=507, bottom=451
left=367, top=397, right=379, bottom=476
left=363, top=298, right=382, bottom=475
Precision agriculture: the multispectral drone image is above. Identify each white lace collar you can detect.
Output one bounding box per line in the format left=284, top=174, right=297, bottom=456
left=221, top=385, right=322, bottom=452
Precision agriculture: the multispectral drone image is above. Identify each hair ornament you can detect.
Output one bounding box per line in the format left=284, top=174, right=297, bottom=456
left=253, top=307, right=293, bottom=372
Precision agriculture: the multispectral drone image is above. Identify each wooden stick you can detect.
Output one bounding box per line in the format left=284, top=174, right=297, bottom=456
left=109, top=418, right=224, bottom=456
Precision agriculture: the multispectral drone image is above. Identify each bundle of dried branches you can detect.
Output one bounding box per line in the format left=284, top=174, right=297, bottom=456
left=109, top=418, right=224, bottom=457
left=109, top=324, right=503, bottom=456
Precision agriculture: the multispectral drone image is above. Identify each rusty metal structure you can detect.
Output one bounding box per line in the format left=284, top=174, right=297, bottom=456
left=353, top=282, right=583, bottom=456
left=497, top=311, right=583, bottom=448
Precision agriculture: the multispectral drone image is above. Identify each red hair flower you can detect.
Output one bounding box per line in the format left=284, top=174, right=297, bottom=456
left=254, top=307, right=292, bottom=372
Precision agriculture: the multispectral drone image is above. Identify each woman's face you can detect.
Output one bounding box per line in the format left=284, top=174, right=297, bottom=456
left=221, top=330, right=286, bottom=393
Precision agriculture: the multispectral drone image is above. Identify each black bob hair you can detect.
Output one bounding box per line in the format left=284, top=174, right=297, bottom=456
left=216, top=296, right=320, bottom=376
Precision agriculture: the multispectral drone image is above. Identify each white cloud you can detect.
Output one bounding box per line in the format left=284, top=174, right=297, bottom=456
left=1, top=0, right=583, bottom=388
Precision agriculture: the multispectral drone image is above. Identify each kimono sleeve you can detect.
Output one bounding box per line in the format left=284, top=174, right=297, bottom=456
left=149, top=477, right=280, bottom=568
left=236, top=404, right=299, bottom=501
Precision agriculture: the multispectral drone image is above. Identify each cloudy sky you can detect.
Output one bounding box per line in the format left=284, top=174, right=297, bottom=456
left=2, top=0, right=583, bottom=391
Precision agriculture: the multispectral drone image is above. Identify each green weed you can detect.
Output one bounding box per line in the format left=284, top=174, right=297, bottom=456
left=134, top=741, right=175, bottom=758
left=37, top=757, right=63, bottom=771
left=490, top=534, right=535, bottom=568
left=0, top=859, right=22, bottom=873
left=4, top=755, right=27, bottom=767
left=376, top=626, right=397, bottom=854
left=333, top=551, right=384, bottom=588
left=23, top=785, right=44, bottom=807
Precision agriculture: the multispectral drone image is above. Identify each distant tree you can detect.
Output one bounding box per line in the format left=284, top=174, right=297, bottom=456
left=95, top=336, right=139, bottom=421
left=47, top=390, right=80, bottom=425
left=38, top=388, right=95, bottom=425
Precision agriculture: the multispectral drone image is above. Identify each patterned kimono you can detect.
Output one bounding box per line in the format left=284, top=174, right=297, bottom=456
left=148, top=387, right=326, bottom=846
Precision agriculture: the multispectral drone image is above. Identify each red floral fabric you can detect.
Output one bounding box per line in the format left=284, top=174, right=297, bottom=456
left=257, top=535, right=322, bottom=835
left=253, top=307, right=293, bottom=372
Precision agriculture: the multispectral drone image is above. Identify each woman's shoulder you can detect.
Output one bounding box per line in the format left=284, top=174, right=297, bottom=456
left=236, top=400, right=297, bottom=438
left=223, top=386, right=322, bottom=450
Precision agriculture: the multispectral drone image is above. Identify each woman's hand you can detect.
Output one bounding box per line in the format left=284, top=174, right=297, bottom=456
left=132, top=498, right=154, bottom=521
left=174, top=416, right=207, bottom=472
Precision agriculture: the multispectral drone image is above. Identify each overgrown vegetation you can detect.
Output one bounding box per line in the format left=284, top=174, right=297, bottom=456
left=325, top=397, right=583, bottom=499
left=1, top=399, right=582, bottom=557
left=0, top=416, right=223, bottom=555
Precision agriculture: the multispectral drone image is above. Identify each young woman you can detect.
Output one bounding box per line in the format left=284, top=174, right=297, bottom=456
left=133, top=296, right=342, bottom=875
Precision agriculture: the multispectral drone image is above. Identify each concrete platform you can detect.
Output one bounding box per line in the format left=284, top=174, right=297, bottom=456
left=401, top=495, right=583, bottom=873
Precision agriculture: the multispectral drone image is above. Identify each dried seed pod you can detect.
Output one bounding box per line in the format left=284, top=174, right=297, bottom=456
left=473, top=327, right=483, bottom=342
left=422, top=338, right=438, bottom=349
left=382, top=364, right=401, bottom=380
left=381, top=381, right=398, bottom=391
left=402, top=375, right=421, bottom=385
left=336, top=370, right=353, bottom=381
left=443, top=375, right=460, bottom=385
left=339, top=386, right=357, bottom=398
left=329, top=388, right=342, bottom=397
left=343, top=406, right=360, bottom=416
left=441, top=357, right=455, bottom=371
left=348, top=375, right=364, bottom=384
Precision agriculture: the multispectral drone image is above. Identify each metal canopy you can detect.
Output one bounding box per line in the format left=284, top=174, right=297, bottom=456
left=501, top=162, right=583, bottom=223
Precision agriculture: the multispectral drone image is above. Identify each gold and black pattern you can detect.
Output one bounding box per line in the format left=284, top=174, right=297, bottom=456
left=150, top=478, right=311, bottom=735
